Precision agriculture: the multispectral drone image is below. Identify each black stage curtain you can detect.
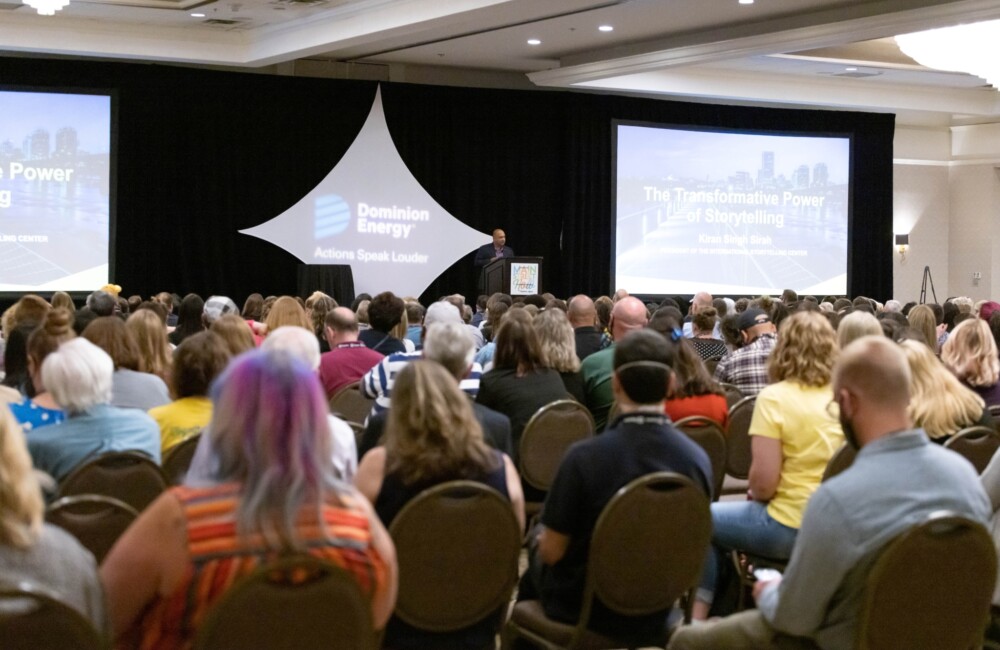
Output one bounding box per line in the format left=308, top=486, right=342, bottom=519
left=0, top=57, right=893, bottom=304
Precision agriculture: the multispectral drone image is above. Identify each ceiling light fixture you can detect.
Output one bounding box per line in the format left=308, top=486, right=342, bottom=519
left=191, top=12, right=205, bottom=16
left=738, top=0, right=754, bottom=5
left=23, top=0, right=69, bottom=15
left=896, top=19, right=1000, bottom=90
left=845, top=67, right=858, bottom=72
left=527, top=39, right=541, bottom=46
left=598, top=25, right=613, bottom=32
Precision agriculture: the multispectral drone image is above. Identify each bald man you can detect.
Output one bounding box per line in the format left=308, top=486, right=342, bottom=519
left=568, top=294, right=601, bottom=361
left=682, top=291, right=720, bottom=339
left=474, top=228, right=516, bottom=293
left=580, top=296, right=649, bottom=430
left=670, top=336, right=990, bottom=650
left=318, top=307, right=385, bottom=398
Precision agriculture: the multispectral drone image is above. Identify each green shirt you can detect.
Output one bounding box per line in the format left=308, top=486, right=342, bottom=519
left=581, top=345, right=614, bottom=431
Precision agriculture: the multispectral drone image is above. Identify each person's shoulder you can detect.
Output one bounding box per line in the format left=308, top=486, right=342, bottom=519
left=581, top=346, right=613, bottom=370
left=473, top=401, right=510, bottom=424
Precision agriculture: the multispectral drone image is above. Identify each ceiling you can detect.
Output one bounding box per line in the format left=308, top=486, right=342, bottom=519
left=3, top=0, right=1000, bottom=125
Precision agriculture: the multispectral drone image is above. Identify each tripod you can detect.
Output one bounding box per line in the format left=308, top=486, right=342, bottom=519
left=919, top=266, right=937, bottom=305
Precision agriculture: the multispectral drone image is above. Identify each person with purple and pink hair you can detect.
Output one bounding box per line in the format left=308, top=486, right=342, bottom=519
left=100, top=348, right=398, bottom=647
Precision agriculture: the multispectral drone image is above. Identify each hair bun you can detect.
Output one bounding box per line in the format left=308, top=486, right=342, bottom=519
left=44, top=307, right=73, bottom=338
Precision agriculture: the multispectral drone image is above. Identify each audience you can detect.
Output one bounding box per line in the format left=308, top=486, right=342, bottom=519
left=28, top=338, right=161, bottom=482
left=319, top=306, right=385, bottom=398
left=836, top=309, right=882, bottom=349
left=533, top=307, right=584, bottom=402
left=581, top=296, right=649, bottom=430
left=9, top=308, right=74, bottom=432
left=670, top=336, right=991, bottom=648
left=82, top=316, right=170, bottom=411
left=101, top=348, right=398, bottom=646
left=355, top=359, right=522, bottom=649
left=567, top=294, right=602, bottom=361
left=518, top=329, right=711, bottom=644
left=689, top=307, right=727, bottom=360
left=209, top=312, right=257, bottom=357
left=125, top=309, right=172, bottom=385
left=695, top=311, right=843, bottom=619
left=907, top=304, right=940, bottom=352
left=0, top=405, right=108, bottom=635
left=168, top=293, right=205, bottom=346
left=263, top=295, right=310, bottom=334
left=713, top=308, right=778, bottom=396
left=358, top=291, right=407, bottom=354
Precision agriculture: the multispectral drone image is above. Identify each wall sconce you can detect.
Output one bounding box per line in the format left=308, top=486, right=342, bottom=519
left=895, top=234, right=909, bottom=263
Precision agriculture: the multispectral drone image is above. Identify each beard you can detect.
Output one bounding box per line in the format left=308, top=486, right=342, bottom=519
left=840, top=413, right=861, bottom=450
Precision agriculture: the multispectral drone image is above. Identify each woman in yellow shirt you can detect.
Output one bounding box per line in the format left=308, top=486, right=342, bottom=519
left=694, top=310, right=844, bottom=618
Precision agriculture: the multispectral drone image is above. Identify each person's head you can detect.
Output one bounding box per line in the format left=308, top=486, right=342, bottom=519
left=126, top=308, right=172, bottom=379
left=85, top=290, right=115, bottom=317
left=901, top=338, right=986, bottom=439
left=171, top=331, right=231, bottom=400
left=82, top=316, right=142, bottom=371
left=737, top=307, right=776, bottom=344
left=673, top=340, right=722, bottom=399
left=613, top=329, right=677, bottom=408
left=768, top=311, right=837, bottom=387
left=906, top=304, right=938, bottom=352
left=261, top=325, right=322, bottom=371
left=720, top=313, right=744, bottom=350
left=493, top=309, right=544, bottom=373
left=836, top=310, right=882, bottom=349
left=210, top=313, right=257, bottom=357
left=647, top=306, right=682, bottom=341
left=324, top=307, right=361, bottom=347
left=533, top=307, right=580, bottom=373
left=154, top=292, right=174, bottom=314
left=712, top=298, right=728, bottom=318
left=384, top=360, right=496, bottom=486
left=691, top=291, right=713, bottom=314
left=609, top=296, right=649, bottom=341
left=389, top=309, right=410, bottom=343
left=208, top=348, right=344, bottom=545
left=264, top=296, right=310, bottom=333
left=26, top=308, right=75, bottom=392
left=136, top=300, right=168, bottom=325
left=241, top=293, right=264, bottom=321
left=567, top=295, right=596, bottom=329
left=421, top=300, right=464, bottom=342
left=492, top=229, right=506, bottom=248
left=423, top=322, right=475, bottom=380
left=50, top=291, right=75, bottom=314
left=367, top=291, right=405, bottom=333
left=781, top=289, right=798, bottom=304
left=883, top=299, right=902, bottom=313
left=0, top=406, right=44, bottom=548
left=941, top=317, right=999, bottom=389
left=11, top=295, right=50, bottom=332
left=2, top=323, right=33, bottom=391
left=308, top=295, right=338, bottom=337
left=42, top=338, right=114, bottom=414
left=176, top=293, right=206, bottom=335
left=594, top=296, right=613, bottom=331
left=203, top=296, right=239, bottom=326
left=833, top=336, right=912, bottom=449
left=612, top=289, right=629, bottom=304
left=404, top=301, right=425, bottom=329
left=692, top=307, right=718, bottom=337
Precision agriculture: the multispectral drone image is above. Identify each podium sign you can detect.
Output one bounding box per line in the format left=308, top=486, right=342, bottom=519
left=484, top=257, right=543, bottom=296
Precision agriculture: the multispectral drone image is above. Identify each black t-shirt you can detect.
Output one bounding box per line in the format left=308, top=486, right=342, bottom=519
left=574, top=326, right=603, bottom=361
left=475, top=367, right=570, bottom=460
left=540, top=413, right=713, bottom=640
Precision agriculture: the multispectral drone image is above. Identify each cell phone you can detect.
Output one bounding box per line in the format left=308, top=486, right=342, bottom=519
left=753, top=568, right=782, bottom=582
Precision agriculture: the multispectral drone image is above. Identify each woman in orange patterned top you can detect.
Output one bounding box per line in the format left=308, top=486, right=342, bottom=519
left=100, top=348, right=397, bottom=648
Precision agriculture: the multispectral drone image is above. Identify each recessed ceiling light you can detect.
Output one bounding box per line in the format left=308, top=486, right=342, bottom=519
left=845, top=67, right=858, bottom=72
left=738, top=0, right=754, bottom=4
left=527, top=39, right=541, bottom=46
left=598, top=25, right=613, bottom=32
left=191, top=12, right=205, bottom=16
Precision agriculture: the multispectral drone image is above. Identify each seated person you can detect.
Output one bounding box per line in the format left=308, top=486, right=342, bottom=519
left=0, top=405, right=107, bottom=635
left=318, top=307, right=384, bottom=399
left=28, top=338, right=161, bottom=482
left=101, top=349, right=398, bottom=646
left=148, top=331, right=230, bottom=455
left=82, top=316, right=170, bottom=411
left=901, top=338, right=990, bottom=441
left=358, top=291, right=407, bottom=355
left=355, top=359, right=523, bottom=649
left=519, top=330, right=712, bottom=643
left=9, top=307, right=74, bottom=432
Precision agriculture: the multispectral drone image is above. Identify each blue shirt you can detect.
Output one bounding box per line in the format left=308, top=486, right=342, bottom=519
left=27, top=403, right=161, bottom=481
left=9, top=397, right=65, bottom=432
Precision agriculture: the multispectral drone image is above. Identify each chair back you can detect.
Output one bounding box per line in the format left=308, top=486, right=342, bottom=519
left=586, top=472, right=711, bottom=618
left=519, top=399, right=595, bottom=492
left=161, top=434, right=201, bottom=485
left=389, top=481, right=521, bottom=632
left=328, top=382, right=375, bottom=424
left=725, top=396, right=756, bottom=479
left=822, top=443, right=857, bottom=482
left=0, top=582, right=104, bottom=650
left=346, top=421, right=365, bottom=448
left=857, top=511, right=996, bottom=650
left=193, top=554, right=378, bottom=650
left=46, top=495, right=139, bottom=564
left=56, top=451, right=169, bottom=512
left=944, top=426, right=1000, bottom=474
left=720, top=383, right=744, bottom=409
left=673, top=416, right=726, bottom=498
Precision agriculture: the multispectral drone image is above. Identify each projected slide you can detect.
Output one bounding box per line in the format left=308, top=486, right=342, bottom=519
left=0, top=90, right=111, bottom=292
left=614, top=124, right=850, bottom=296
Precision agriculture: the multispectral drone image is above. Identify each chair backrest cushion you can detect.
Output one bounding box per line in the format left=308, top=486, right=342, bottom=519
left=57, top=451, right=169, bottom=512
left=46, top=495, right=138, bottom=564
left=725, top=396, right=756, bottom=479
left=0, top=582, right=104, bottom=650
left=519, top=400, right=594, bottom=491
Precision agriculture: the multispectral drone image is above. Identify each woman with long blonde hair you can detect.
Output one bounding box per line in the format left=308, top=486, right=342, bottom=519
left=126, top=308, right=173, bottom=384
left=532, top=307, right=583, bottom=401
left=941, top=317, right=1000, bottom=408
left=0, top=406, right=107, bottom=633
left=355, top=359, right=523, bottom=649
left=695, top=310, right=844, bottom=619
left=902, top=338, right=989, bottom=440
left=263, top=295, right=311, bottom=334
left=908, top=304, right=940, bottom=353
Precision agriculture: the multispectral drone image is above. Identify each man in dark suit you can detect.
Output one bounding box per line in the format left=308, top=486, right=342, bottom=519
left=473, top=229, right=515, bottom=269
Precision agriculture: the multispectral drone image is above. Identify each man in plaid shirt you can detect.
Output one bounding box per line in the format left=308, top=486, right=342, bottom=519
left=713, top=308, right=777, bottom=396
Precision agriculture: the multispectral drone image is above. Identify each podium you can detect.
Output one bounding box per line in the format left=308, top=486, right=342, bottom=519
left=484, top=257, right=543, bottom=296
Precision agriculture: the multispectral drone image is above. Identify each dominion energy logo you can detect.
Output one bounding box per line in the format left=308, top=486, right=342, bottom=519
left=314, top=194, right=351, bottom=240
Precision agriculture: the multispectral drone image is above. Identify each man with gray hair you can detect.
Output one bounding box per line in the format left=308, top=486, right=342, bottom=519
left=358, top=321, right=512, bottom=458
left=27, top=338, right=161, bottom=482
left=361, top=300, right=484, bottom=419
left=86, top=290, right=117, bottom=317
